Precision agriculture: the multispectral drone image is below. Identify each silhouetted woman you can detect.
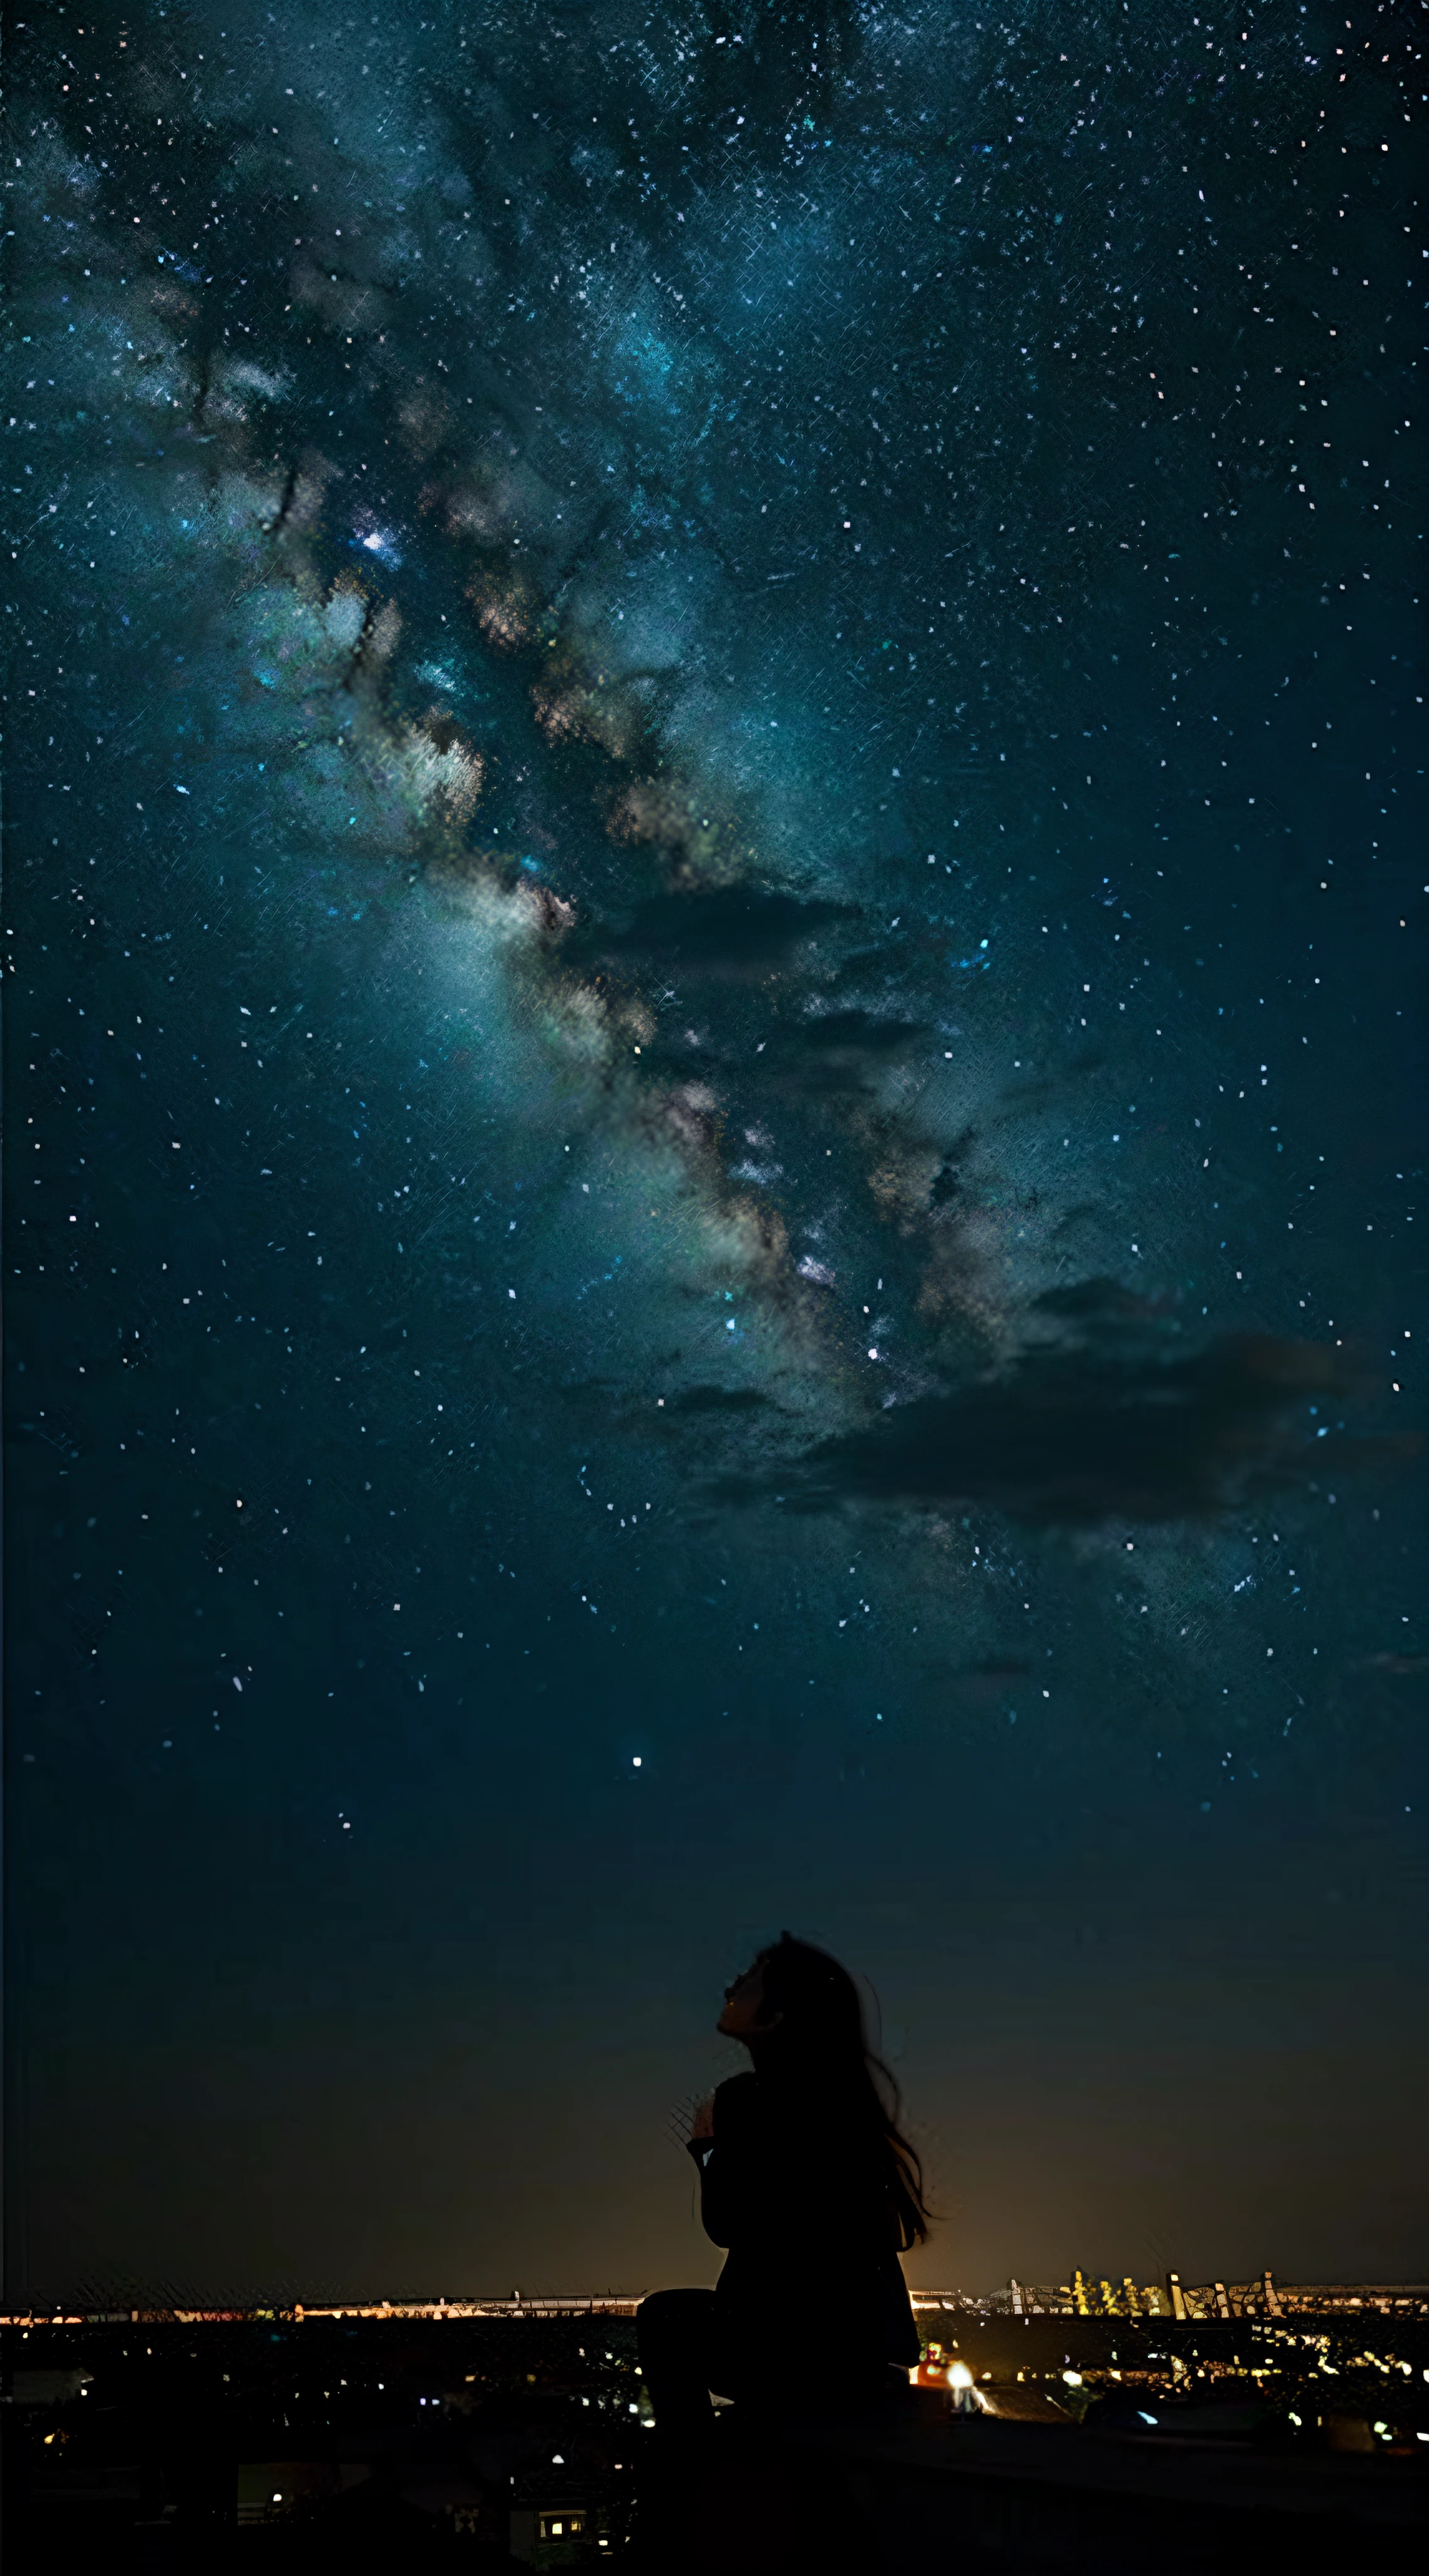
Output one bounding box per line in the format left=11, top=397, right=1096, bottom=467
left=637, top=1934, right=930, bottom=2433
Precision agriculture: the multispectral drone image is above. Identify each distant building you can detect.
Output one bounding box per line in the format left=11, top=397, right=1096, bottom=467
left=913, top=2275, right=1429, bottom=2323
left=509, top=2463, right=609, bottom=2565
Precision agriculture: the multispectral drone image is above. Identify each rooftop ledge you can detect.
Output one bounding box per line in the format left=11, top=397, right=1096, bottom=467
left=633, top=2401, right=1429, bottom=2574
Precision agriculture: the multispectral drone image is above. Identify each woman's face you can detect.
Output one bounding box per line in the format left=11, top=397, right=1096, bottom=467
left=718, top=1957, right=782, bottom=2041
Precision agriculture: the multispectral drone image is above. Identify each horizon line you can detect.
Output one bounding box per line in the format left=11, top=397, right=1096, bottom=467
left=6, top=2275, right=1429, bottom=2330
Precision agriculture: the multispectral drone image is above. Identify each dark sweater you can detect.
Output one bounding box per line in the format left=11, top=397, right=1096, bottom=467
left=686, top=2070, right=919, bottom=2375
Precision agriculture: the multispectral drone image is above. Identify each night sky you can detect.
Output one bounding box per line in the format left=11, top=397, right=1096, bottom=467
left=6, top=6, right=1424, bottom=2311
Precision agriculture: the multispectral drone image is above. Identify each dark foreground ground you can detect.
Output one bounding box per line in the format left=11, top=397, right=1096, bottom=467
left=4, top=2307, right=1427, bottom=2570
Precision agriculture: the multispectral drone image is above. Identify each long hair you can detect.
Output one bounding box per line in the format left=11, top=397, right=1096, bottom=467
left=754, top=1932, right=931, bottom=2248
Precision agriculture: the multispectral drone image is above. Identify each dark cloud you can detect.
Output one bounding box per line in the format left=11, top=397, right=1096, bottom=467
left=758, top=1009, right=929, bottom=1097
left=726, top=1297, right=1381, bottom=1526
left=560, top=1380, right=772, bottom=1441
left=636, top=1005, right=929, bottom=1106
left=659, top=1386, right=770, bottom=1418
left=566, top=887, right=855, bottom=982
left=928, top=1127, right=977, bottom=1209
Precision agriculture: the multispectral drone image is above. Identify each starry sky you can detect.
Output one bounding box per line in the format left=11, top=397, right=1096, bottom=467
left=6, top=4, right=1424, bottom=2310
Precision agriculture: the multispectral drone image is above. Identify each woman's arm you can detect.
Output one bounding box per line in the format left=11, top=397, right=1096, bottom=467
left=684, top=2074, right=759, bottom=2249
